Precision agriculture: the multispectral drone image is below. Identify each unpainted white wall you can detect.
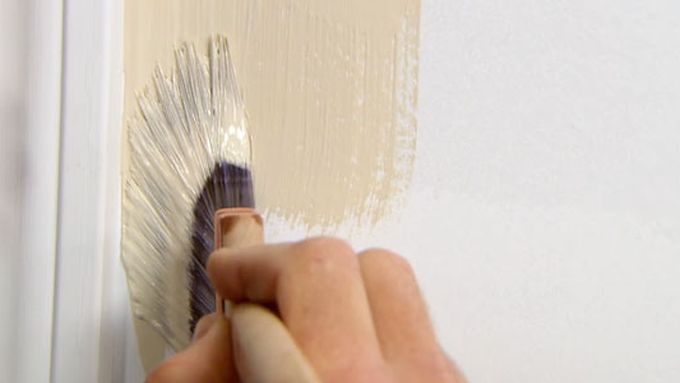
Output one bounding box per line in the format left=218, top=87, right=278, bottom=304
left=403, top=1, right=680, bottom=381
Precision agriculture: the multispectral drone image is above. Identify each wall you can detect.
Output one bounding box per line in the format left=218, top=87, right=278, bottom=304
left=5, top=0, right=680, bottom=382
left=409, top=1, right=680, bottom=381
left=233, top=1, right=680, bottom=381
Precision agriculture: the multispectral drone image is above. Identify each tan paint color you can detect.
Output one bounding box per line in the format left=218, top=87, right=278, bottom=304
left=124, top=0, right=420, bottom=371
left=124, top=0, right=419, bottom=229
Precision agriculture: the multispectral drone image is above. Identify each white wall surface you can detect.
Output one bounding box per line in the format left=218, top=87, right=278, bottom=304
left=4, top=0, right=680, bottom=382
left=408, top=0, right=680, bottom=381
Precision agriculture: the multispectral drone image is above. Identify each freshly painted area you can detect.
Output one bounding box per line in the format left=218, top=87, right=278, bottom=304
left=123, top=0, right=420, bottom=230
left=123, top=0, right=420, bottom=370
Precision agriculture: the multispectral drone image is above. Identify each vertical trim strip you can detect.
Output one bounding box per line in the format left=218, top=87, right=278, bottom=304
left=16, top=0, right=64, bottom=381
left=49, top=0, right=111, bottom=381
left=96, top=0, right=145, bottom=380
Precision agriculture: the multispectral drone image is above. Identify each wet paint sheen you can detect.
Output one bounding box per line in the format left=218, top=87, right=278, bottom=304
left=124, top=0, right=420, bottom=230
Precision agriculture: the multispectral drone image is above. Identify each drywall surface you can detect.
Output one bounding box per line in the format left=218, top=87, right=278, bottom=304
left=113, top=0, right=680, bottom=381
left=124, top=0, right=419, bottom=230
left=339, top=1, right=680, bottom=382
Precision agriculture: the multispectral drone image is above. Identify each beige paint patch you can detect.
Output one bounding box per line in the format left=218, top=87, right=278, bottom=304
left=124, top=0, right=420, bottom=230
left=123, top=0, right=419, bottom=370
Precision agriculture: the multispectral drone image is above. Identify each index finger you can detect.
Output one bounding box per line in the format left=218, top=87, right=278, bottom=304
left=207, top=237, right=387, bottom=382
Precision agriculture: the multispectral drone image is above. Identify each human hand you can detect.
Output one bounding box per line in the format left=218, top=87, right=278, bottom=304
left=148, top=237, right=466, bottom=383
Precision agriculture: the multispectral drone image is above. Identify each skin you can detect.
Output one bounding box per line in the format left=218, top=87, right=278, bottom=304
left=148, top=237, right=466, bottom=383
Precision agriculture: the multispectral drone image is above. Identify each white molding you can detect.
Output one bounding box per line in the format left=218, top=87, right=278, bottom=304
left=16, top=0, right=63, bottom=382
left=48, top=0, right=143, bottom=381
left=96, top=0, right=146, bottom=380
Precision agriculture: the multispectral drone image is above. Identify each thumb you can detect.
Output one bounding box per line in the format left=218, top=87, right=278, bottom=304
left=232, top=303, right=321, bottom=383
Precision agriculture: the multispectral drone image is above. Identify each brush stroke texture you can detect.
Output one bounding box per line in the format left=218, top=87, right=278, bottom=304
left=124, top=0, right=420, bottom=230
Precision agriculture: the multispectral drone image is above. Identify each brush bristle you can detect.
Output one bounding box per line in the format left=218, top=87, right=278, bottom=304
left=122, top=35, right=253, bottom=350
left=190, top=162, right=254, bottom=332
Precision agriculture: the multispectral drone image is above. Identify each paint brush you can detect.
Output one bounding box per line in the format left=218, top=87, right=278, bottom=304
left=123, top=35, right=257, bottom=350
left=122, top=36, right=322, bottom=383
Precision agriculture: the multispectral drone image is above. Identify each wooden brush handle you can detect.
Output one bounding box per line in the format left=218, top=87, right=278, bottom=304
left=231, top=303, right=320, bottom=383
left=214, top=208, right=320, bottom=383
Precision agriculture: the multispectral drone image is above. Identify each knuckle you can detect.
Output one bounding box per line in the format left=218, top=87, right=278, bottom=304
left=292, top=236, right=357, bottom=269
left=360, top=248, right=414, bottom=275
